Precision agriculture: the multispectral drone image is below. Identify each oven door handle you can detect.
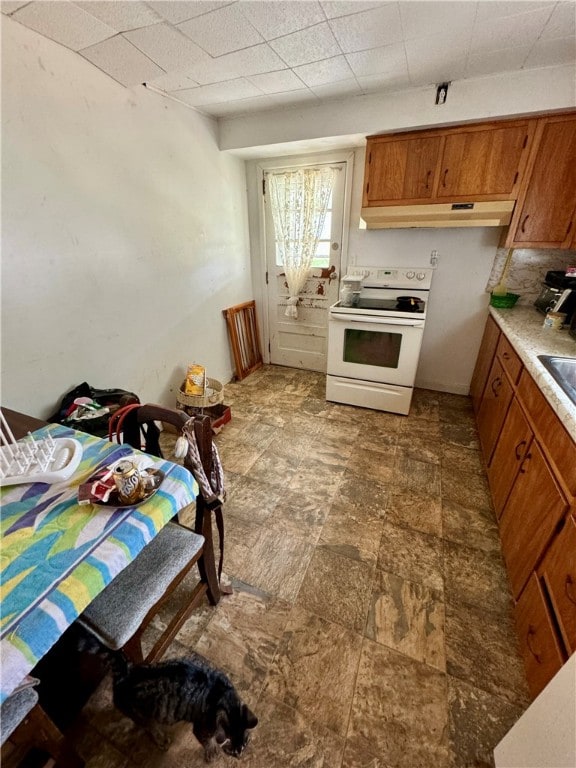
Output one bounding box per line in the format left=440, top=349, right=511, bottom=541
left=330, top=312, right=425, bottom=327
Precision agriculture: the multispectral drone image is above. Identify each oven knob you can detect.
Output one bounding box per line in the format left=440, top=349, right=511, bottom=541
left=416, top=272, right=426, bottom=280
left=406, top=271, right=415, bottom=279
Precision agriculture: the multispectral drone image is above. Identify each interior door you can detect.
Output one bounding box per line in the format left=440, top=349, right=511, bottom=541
left=264, top=162, right=346, bottom=372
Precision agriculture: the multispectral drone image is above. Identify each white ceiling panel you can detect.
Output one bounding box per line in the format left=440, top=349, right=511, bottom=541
left=80, top=35, right=165, bottom=87
left=6, top=0, right=576, bottom=120
left=328, top=3, right=403, bottom=53
left=524, top=35, right=576, bottom=67
left=123, top=22, right=207, bottom=72
left=346, top=42, right=407, bottom=78
left=177, top=4, right=263, bottom=56
left=400, top=1, right=477, bottom=40
left=147, top=1, right=234, bottom=25
left=239, top=1, right=325, bottom=40
left=470, top=5, right=555, bottom=54
left=12, top=1, right=116, bottom=51
left=293, top=55, right=355, bottom=87
left=176, top=78, right=264, bottom=105
left=1, top=1, right=29, bottom=14
left=247, top=69, right=306, bottom=94
left=269, top=22, right=341, bottom=67
left=74, top=2, right=161, bottom=33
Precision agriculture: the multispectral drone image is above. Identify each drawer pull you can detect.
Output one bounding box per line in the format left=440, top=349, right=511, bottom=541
left=425, top=170, right=432, bottom=189
left=521, top=214, right=530, bottom=233
left=514, top=440, right=527, bottom=460
left=519, top=452, right=532, bottom=474
left=491, top=377, right=502, bottom=397
left=566, top=575, right=576, bottom=606
left=502, top=352, right=510, bottom=360
left=527, top=625, right=542, bottom=663
left=442, top=169, right=448, bottom=187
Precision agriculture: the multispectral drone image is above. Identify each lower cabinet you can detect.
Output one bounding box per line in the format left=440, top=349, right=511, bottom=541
left=515, top=574, right=565, bottom=699
left=473, top=315, right=576, bottom=698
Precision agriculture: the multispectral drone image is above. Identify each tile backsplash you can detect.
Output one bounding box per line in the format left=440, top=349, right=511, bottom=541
left=487, top=248, right=576, bottom=305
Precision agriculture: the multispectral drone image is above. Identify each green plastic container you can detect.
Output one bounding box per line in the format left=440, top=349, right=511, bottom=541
left=490, top=292, right=520, bottom=308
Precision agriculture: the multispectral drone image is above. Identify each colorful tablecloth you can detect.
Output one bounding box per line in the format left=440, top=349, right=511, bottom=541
left=0, top=424, right=197, bottom=703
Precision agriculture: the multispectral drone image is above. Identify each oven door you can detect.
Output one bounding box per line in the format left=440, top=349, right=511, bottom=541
left=327, top=311, right=425, bottom=386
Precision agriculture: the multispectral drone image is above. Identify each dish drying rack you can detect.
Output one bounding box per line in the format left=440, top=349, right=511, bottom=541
left=0, top=412, right=83, bottom=486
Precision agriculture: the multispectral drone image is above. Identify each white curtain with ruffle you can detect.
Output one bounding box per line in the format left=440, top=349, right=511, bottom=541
left=268, top=167, right=336, bottom=319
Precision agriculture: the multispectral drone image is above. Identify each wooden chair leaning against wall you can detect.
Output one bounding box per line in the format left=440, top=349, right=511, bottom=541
left=78, top=406, right=225, bottom=664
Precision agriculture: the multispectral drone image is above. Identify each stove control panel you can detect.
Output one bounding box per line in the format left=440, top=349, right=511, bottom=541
left=346, top=266, right=434, bottom=289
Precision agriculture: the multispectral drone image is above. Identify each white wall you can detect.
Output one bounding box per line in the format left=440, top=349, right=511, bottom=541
left=1, top=18, right=252, bottom=419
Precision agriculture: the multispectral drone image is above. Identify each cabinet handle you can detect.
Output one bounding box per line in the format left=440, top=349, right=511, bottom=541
left=519, top=452, right=532, bottom=473
left=442, top=169, right=448, bottom=187
left=566, top=575, right=576, bottom=606
left=521, top=214, right=530, bottom=233
left=514, top=440, right=527, bottom=460
left=566, top=221, right=573, bottom=237
left=491, top=377, right=502, bottom=397
left=527, top=625, right=542, bottom=664
left=502, top=352, right=510, bottom=360
left=425, top=170, right=432, bottom=189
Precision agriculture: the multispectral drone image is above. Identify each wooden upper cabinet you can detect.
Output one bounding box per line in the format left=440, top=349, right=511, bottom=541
left=437, top=123, right=531, bottom=200
left=363, top=117, right=534, bottom=207
left=364, top=135, right=442, bottom=205
left=507, top=114, right=576, bottom=249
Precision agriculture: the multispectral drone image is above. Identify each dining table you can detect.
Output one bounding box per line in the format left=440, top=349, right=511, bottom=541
left=0, top=407, right=198, bottom=705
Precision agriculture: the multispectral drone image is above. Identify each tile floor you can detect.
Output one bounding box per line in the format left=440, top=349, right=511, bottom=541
left=69, top=365, right=531, bottom=768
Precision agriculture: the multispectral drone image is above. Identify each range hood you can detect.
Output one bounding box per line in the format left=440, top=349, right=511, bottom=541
left=360, top=201, right=515, bottom=230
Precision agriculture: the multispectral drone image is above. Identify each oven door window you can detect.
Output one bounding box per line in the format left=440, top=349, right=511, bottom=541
left=343, top=328, right=402, bottom=368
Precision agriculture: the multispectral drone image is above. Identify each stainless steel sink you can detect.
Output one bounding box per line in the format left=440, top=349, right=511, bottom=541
left=538, top=355, right=576, bottom=405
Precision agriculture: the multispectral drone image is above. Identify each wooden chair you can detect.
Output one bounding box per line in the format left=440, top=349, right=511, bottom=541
left=1, top=687, right=84, bottom=768
left=78, top=406, right=224, bottom=663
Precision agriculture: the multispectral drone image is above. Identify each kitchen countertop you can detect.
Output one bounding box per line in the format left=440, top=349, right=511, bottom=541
left=489, top=305, right=576, bottom=443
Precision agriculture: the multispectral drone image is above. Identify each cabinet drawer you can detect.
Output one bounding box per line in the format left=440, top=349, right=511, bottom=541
left=517, top=370, right=576, bottom=496
left=496, top=334, right=522, bottom=384
left=538, top=515, right=576, bottom=655
left=477, top=357, right=514, bottom=462
left=515, top=573, right=565, bottom=699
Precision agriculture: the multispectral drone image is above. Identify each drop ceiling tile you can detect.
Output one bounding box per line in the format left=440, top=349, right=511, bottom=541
left=80, top=34, right=165, bottom=86
left=197, top=94, right=278, bottom=116
left=524, top=35, right=576, bottom=67
left=346, top=41, right=407, bottom=77
left=471, top=5, right=554, bottom=54
left=177, top=4, right=263, bottom=56
left=357, top=71, right=411, bottom=92
left=1, top=1, right=29, bottom=14
left=475, top=1, right=553, bottom=24
left=146, top=71, right=200, bottom=91
left=12, top=1, right=116, bottom=51
left=123, top=22, right=207, bottom=72
left=328, top=3, right=403, bottom=53
left=406, top=30, right=469, bottom=85
left=320, top=1, right=388, bottom=19
left=240, top=1, right=325, bottom=40
left=310, top=77, right=362, bottom=98
left=74, top=2, right=161, bottom=32
left=540, top=1, right=576, bottom=40
left=247, top=69, right=306, bottom=94
left=147, top=1, right=233, bottom=25
left=176, top=77, right=263, bottom=105
left=466, top=45, right=532, bottom=78
left=269, top=22, right=341, bottom=67
left=185, top=43, right=286, bottom=84
left=270, top=88, right=321, bottom=106
left=293, top=54, right=354, bottom=86
left=399, top=1, right=477, bottom=41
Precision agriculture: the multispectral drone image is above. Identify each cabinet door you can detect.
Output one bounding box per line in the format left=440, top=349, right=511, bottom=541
left=539, top=515, right=576, bottom=655
left=437, top=124, right=530, bottom=200
left=476, top=357, right=514, bottom=462
left=500, top=440, right=569, bottom=598
left=470, top=316, right=500, bottom=414
left=508, top=116, right=576, bottom=248
left=487, top=397, right=533, bottom=519
left=364, top=136, right=442, bottom=205
left=515, top=573, right=565, bottom=699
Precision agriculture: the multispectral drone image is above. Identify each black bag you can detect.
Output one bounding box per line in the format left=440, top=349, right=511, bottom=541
left=48, top=382, right=140, bottom=437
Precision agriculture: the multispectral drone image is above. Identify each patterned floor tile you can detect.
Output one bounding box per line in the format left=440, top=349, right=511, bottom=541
left=377, top=521, right=444, bottom=591
left=320, top=501, right=384, bottom=565
left=385, top=485, right=442, bottom=537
